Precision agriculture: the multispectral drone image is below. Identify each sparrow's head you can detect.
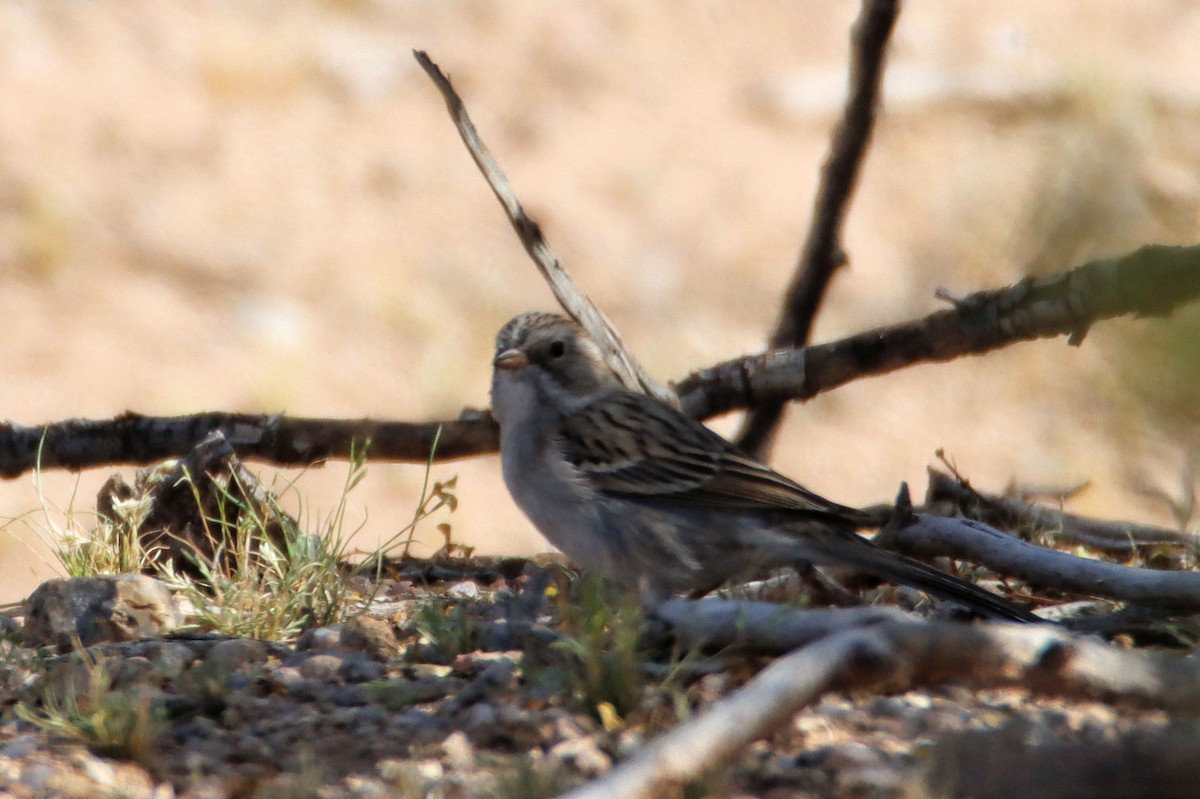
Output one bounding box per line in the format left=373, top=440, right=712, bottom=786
left=491, top=312, right=619, bottom=419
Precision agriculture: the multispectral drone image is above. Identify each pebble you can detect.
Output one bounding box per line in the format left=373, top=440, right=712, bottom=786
left=296, top=625, right=344, bottom=651
left=298, top=653, right=345, bottom=681
left=340, top=653, right=386, bottom=683
left=446, top=581, right=479, bottom=600
left=203, top=638, right=268, bottom=674
left=442, top=731, right=476, bottom=771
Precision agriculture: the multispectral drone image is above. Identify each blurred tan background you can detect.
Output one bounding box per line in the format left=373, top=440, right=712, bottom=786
left=2, top=1, right=1199, bottom=603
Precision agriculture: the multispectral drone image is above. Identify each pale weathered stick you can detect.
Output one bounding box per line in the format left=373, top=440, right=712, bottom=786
left=652, top=598, right=913, bottom=653
left=735, top=0, right=900, bottom=457
left=560, top=620, right=1200, bottom=799
left=883, top=512, right=1200, bottom=609
left=412, top=50, right=676, bottom=407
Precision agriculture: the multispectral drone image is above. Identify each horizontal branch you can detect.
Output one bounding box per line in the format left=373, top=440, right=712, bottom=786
left=2, top=244, right=1198, bottom=478
left=676, top=243, right=1200, bottom=418
left=0, top=412, right=497, bottom=478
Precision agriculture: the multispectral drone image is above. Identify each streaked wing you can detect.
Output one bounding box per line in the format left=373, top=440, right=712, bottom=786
left=557, top=391, right=853, bottom=517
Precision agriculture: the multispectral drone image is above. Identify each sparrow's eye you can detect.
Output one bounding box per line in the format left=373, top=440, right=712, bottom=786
left=548, top=340, right=566, bottom=358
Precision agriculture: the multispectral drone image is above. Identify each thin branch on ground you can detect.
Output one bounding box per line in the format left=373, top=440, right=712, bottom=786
left=735, top=0, right=900, bottom=458
left=561, top=617, right=1200, bottom=799
left=412, top=50, right=675, bottom=407
left=926, top=469, right=1199, bottom=554
left=879, top=512, right=1200, bottom=610
left=650, top=599, right=912, bottom=654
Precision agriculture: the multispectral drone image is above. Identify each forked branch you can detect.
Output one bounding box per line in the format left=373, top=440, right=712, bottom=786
left=735, top=0, right=900, bottom=457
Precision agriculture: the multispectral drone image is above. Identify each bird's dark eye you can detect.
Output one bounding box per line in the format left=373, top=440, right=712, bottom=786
left=548, top=340, right=566, bottom=358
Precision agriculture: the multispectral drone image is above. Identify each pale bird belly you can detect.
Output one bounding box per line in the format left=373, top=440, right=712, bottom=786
left=501, top=444, right=617, bottom=577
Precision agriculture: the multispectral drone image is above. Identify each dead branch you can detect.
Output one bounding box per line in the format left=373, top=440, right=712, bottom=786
left=735, top=0, right=899, bottom=458
left=412, top=50, right=675, bottom=407
left=676, top=243, right=1200, bottom=419
left=926, top=468, right=1199, bottom=554
left=882, top=512, right=1200, bottom=609
left=561, top=618, right=1200, bottom=799
left=651, top=598, right=913, bottom=653
left=0, top=412, right=495, bottom=478
left=2, top=244, right=1199, bottom=479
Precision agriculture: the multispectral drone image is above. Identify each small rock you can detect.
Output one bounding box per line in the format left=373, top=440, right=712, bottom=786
left=296, top=625, right=344, bottom=651
left=837, top=765, right=905, bottom=797
left=1, top=735, right=39, bottom=760
left=204, top=638, right=268, bottom=674
left=298, top=653, right=345, bottom=681
left=77, top=754, right=117, bottom=788
left=184, top=638, right=269, bottom=702
left=446, top=581, right=479, bottom=600
left=343, top=575, right=374, bottom=596
left=823, top=742, right=883, bottom=771
left=548, top=735, right=612, bottom=776
left=341, top=615, right=401, bottom=660
left=144, top=641, right=199, bottom=680
left=407, top=663, right=453, bottom=680
left=0, top=615, right=20, bottom=637
left=23, top=575, right=182, bottom=650
left=442, top=730, right=476, bottom=771
left=378, top=758, right=444, bottom=793
left=326, top=684, right=369, bottom=707
left=340, top=653, right=386, bottom=683
left=450, top=650, right=519, bottom=676
left=464, top=703, right=497, bottom=732
left=108, top=656, right=155, bottom=688
left=266, top=664, right=303, bottom=689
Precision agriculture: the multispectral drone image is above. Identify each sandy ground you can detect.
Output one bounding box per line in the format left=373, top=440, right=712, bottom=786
left=2, top=1, right=1199, bottom=603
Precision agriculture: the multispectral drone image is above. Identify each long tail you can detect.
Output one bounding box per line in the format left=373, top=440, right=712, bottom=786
left=806, top=532, right=1038, bottom=622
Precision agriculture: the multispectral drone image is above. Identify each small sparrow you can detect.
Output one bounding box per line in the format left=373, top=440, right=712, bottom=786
left=491, top=311, right=1034, bottom=621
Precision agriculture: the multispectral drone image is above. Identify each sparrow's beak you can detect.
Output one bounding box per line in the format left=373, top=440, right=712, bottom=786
left=493, top=348, right=529, bottom=371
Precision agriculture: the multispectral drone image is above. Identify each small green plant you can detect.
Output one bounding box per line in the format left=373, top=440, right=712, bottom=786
left=15, top=650, right=164, bottom=761
left=411, top=597, right=481, bottom=663
left=526, top=574, right=649, bottom=721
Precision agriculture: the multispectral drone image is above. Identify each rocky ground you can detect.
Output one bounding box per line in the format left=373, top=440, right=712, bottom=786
left=0, top=551, right=1195, bottom=799
left=3, top=2, right=1200, bottom=797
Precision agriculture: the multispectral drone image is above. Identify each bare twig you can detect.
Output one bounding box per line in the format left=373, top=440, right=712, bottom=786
left=926, top=469, right=1199, bottom=554
left=734, top=0, right=900, bottom=458
left=412, top=50, right=675, bottom=406
left=561, top=619, right=1200, bottom=799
